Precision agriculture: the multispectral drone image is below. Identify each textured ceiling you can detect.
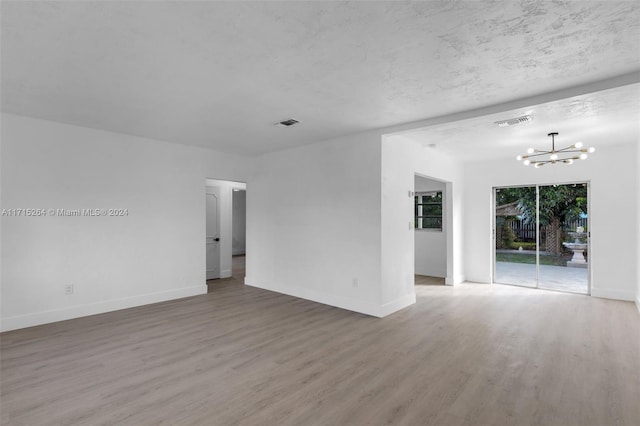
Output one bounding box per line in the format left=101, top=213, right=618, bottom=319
left=1, top=1, right=639, bottom=156
left=388, top=84, right=640, bottom=162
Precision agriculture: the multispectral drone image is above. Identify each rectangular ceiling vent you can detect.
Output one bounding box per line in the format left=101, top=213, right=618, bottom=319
left=275, top=118, right=300, bottom=127
left=494, top=115, right=532, bottom=127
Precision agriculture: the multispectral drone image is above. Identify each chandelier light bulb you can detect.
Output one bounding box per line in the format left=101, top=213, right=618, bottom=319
left=534, top=163, right=542, bottom=168
left=523, top=159, right=530, bottom=165
left=580, top=153, right=588, bottom=160
left=574, top=142, right=583, bottom=148
left=550, top=153, right=558, bottom=160
left=566, top=159, right=574, bottom=165
left=588, top=147, right=595, bottom=153
left=527, top=148, right=534, bottom=154
left=516, top=155, right=523, bottom=160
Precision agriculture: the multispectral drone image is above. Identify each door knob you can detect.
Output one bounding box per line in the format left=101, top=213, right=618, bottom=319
left=214, top=238, right=220, bottom=242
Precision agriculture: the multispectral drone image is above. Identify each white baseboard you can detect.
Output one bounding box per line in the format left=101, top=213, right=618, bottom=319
left=244, top=277, right=415, bottom=318
left=591, top=287, right=635, bottom=302
left=0, top=285, right=207, bottom=332
left=220, top=269, right=232, bottom=278
left=379, top=293, right=416, bottom=317
left=635, top=295, right=640, bottom=313
left=445, top=274, right=468, bottom=285
left=462, top=275, right=491, bottom=284
left=244, top=279, right=389, bottom=317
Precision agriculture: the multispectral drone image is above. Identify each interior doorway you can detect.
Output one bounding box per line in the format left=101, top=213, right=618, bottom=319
left=230, top=188, right=246, bottom=284
left=205, top=179, right=247, bottom=289
left=414, top=174, right=447, bottom=286
left=494, top=182, right=590, bottom=294
left=232, top=188, right=246, bottom=257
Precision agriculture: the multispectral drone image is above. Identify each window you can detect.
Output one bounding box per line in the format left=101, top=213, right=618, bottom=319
left=415, top=191, right=442, bottom=230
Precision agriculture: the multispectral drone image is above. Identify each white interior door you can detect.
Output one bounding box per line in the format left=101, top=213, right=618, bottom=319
left=206, top=186, right=220, bottom=280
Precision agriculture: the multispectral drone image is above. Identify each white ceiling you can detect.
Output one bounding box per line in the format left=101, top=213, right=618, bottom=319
left=1, top=1, right=639, bottom=156
left=389, top=84, right=640, bottom=162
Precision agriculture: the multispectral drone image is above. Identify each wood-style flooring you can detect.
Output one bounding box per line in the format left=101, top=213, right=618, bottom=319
left=206, top=255, right=246, bottom=293
left=414, top=274, right=446, bottom=286
left=2, top=260, right=639, bottom=425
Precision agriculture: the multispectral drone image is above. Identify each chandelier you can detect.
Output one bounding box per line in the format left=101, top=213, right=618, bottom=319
left=517, top=132, right=595, bottom=168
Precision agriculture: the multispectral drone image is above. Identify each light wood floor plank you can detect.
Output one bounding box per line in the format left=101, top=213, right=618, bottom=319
left=2, top=272, right=639, bottom=425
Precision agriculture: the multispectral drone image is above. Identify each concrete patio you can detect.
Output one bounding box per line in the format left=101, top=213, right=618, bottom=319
left=495, top=261, right=589, bottom=294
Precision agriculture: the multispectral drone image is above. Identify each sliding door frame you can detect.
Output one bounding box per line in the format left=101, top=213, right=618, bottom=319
left=492, top=181, right=591, bottom=295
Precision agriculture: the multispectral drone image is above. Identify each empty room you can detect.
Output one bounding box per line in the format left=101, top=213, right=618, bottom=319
left=1, top=1, right=639, bottom=425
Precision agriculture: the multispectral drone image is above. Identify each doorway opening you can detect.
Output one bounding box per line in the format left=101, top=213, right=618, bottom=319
left=231, top=187, right=246, bottom=283
left=493, top=182, right=590, bottom=295
left=205, top=179, right=247, bottom=291
left=414, top=174, right=447, bottom=286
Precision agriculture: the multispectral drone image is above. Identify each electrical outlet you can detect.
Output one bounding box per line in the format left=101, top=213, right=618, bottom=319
left=352, top=278, right=359, bottom=288
left=65, top=284, right=74, bottom=295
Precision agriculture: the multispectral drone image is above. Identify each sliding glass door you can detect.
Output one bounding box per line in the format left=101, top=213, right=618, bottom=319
left=494, top=183, right=589, bottom=295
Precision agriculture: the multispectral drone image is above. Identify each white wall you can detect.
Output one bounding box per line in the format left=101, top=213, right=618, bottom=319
left=247, top=131, right=464, bottom=318
left=205, top=179, right=246, bottom=278
left=463, top=142, right=638, bottom=301
left=1, top=113, right=249, bottom=331
left=414, top=176, right=446, bottom=277
left=5, top=115, right=633, bottom=332
left=380, top=136, right=465, bottom=313
left=246, top=131, right=385, bottom=316
left=232, top=190, right=246, bottom=255
left=637, top=138, right=640, bottom=311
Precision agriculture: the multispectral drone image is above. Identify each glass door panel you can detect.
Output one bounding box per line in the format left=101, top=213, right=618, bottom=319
left=538, top=183, right=589, bottom=294
left=494, top=186, right=538, bottom=288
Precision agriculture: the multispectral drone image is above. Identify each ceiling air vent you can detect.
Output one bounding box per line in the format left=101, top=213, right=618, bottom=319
left=274, top=118, right=300, bottom=127
left=494, top=115, right=532, bottom=127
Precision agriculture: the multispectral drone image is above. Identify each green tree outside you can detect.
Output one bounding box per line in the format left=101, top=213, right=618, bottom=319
left=496, top=184, right=587, bottom=255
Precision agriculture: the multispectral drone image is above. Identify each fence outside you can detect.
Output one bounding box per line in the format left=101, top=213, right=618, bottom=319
left=509, top=218, right=587, bottom=241
left=496, top=217, right=588, bottom=250
left=563, top=218, right=588, bottom=232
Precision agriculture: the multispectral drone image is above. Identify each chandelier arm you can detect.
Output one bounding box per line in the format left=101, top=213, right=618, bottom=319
left=532, top=154, right=580, bottom=164
left=555, top=156, right=580, bottom=161
left=556, top=147, right=583, bottom=153
left=523, top=151, right=552, bottom=158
